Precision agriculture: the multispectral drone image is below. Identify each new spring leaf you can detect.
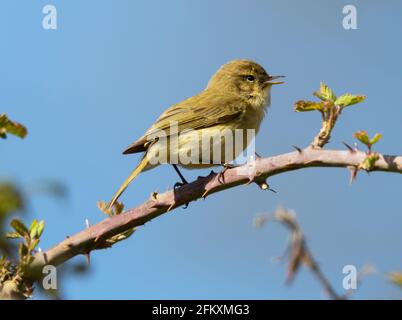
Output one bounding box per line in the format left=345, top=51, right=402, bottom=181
left=335, top=94, right=366, bottom=108
left=0, top=114, right=27, bottom=139
left=313, top=82, right=336, bottom=102
left=294, top=100, right=324, bottom=112
left=354, top=131, right=382, bottom=149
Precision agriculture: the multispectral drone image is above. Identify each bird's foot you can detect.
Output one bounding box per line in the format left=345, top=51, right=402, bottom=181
left=173, top=181, right=189, bottom=209
left=172, top=164, right=190, bottom=208
left=174, top=181, right=187, bottom=190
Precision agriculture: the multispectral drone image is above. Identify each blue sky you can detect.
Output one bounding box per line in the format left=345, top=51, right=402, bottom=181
left=1, top=0, right=402, bottom=299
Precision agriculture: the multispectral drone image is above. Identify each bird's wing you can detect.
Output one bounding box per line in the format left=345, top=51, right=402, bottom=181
left=123, top=91, right=246, bottom=154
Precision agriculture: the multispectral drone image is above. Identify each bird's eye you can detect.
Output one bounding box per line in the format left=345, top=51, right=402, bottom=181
left=245, top=75, right=255, bottom=82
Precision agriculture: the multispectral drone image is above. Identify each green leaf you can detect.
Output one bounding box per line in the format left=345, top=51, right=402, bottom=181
left=29, top=219, right=39, bottom=239
left=10, top=219, right=29, bottom=237
left=370, top=133, right=382, bottom=146
left=0, top=114, right=27, bottom=139
left=5, top=232, right=21, bottom=239
left=354, top=130, right=370, bottom=146
left=359, top=153, right=380, bottom=171
left=354, top=131, right=382, bottom=148
left=335, top=94, right=366, bottom=108
left=313, top=82, right=336, bottom=102
left=294, top=100, right=324, bottom=112
left=37, top=220, right=45, bottom=238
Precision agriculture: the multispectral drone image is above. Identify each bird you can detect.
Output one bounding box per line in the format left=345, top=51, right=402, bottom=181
left=108, top=59, right=284, bottom=208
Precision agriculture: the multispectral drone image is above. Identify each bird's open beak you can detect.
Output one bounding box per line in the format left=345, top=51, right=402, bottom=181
left=264, top=75, right=285, bottom=85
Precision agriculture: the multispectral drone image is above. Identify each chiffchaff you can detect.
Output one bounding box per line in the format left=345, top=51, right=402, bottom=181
left=109, top=60, right=284, bottom=207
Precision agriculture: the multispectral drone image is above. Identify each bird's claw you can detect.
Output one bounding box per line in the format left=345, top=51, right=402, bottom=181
left=173, top=181, right=189, bottom=209
left=174, top=181, right=185, bottom=190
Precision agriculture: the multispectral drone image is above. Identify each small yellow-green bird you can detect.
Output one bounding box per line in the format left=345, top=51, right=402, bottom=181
left=109, top=59, right=283, bottom=208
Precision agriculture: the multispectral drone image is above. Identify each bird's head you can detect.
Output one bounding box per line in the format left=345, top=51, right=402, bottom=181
left=207, top=59, right=284, bottom=108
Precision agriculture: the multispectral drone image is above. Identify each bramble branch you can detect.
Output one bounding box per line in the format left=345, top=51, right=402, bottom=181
left=2, top=82, right=401, bottom=299
left=25, top=147, right=402, bottom=280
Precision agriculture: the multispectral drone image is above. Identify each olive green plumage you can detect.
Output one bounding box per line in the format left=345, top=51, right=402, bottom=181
left=109, top=59, right=283, bottom=208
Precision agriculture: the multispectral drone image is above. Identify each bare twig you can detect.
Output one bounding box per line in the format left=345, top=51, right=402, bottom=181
left=255, top=207, right=343, bottom=299
left=255, top=208, right=376, bottom=299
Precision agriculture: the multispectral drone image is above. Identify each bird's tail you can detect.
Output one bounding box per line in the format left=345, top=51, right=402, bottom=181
left=108, top=156, right=149, bottom=209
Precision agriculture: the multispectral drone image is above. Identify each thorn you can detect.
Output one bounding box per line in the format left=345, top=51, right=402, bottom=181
left=343, top=142, right=355, bottom=153
left=348, top=166, right=358, bottom=184
left=217, top=172, right=225, bottom=184
left=94, top=236, right=100, bottom=243
left=150, top=191, right=158, bottom=200
left=268, top=187, right=278, bottom=193
left=85, top=219, right=90, bottom=229
left=292, top=145, right=303, bottom=153
left=202, top=189, right=210, bottom=199
left=85, top=252, right=91, bottom=266
left=167, top=203, right=175, bottom=212
left=255, top=152, right=262, bottom=159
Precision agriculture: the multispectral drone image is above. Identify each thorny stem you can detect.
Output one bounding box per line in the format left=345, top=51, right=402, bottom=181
left=23, top=148, right=402, bottom=282
left=311, top=105, right=342, bottom=149
left=4, top=97, right=402, bottom=299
